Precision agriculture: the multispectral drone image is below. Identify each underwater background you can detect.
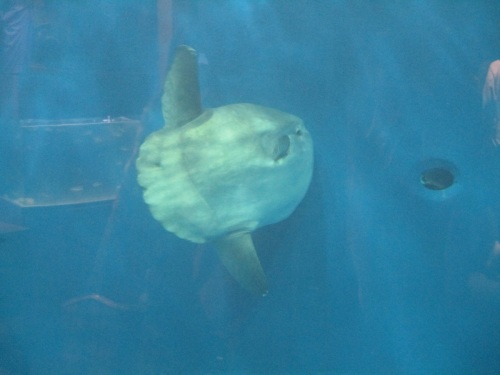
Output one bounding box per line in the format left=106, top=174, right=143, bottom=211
left=1, top=1, right=500, bottom=374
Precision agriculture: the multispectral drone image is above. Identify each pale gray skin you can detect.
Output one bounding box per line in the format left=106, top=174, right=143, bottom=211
left=136, top=45, right=313, bottom=294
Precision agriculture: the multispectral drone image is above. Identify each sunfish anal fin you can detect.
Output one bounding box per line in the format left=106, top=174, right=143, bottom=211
left=162, top=45, right=203, bottom=128
left=215, top=233, right=268, bottom=296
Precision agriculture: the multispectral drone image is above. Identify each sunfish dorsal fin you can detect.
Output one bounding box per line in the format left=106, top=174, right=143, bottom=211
left=215, top=233, right=268, bottom=296
left=162, top=45, right=203, bottom=128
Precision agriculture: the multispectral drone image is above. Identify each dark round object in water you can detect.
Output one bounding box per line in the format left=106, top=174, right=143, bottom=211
left=420, top=167, right=455, bottom=190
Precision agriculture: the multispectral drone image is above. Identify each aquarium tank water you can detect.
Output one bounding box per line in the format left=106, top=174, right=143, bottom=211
left=1, top=1, right=500, bottom=374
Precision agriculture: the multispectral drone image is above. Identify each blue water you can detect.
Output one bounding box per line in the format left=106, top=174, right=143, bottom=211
left=1, top=1, right=500, bottom=374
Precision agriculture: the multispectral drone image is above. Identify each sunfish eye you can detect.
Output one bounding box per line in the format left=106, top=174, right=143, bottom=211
left=273, top=135, right=290, bottom=162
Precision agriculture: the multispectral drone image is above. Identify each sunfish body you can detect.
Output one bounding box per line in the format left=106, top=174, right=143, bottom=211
left=136, top=45, right=313, bottom=295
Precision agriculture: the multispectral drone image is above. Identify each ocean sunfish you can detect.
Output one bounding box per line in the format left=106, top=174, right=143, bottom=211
left=136, top=45, right=313, bottom=295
